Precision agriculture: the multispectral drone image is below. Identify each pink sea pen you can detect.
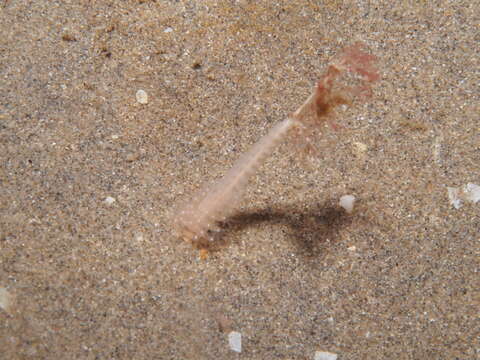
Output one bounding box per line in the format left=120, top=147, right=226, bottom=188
left=174, top=42, right=379, bottom=247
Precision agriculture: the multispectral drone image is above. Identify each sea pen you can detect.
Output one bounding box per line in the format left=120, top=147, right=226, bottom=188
left=174, top=42, right=379, bottom=247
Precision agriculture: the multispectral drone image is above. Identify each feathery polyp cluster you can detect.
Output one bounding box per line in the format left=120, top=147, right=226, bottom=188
left=173, top=42, right=379, bottom=247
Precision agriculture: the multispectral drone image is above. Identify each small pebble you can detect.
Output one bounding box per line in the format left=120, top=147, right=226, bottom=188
left=61, top=33, right=76, bottom=42
left=228, top=331, right=242, bottom=353
left=126, top=152, right=140, bottom=162
left=136, top=89, right=148, bottom=104
left=192, top=61, right=202, bottom=70
left=314, top=351, right=338, bottom=360
left=199, top=248, right=209, bottom=260
left=163, top=27, right=173, bottom=33
left=216, top=314, right=232, bottom=333
left=353, top=141, right=367, bottom=154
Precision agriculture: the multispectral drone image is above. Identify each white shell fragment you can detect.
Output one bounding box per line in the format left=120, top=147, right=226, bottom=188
left=447, top=183, right=480, bottom=209
left=136, top=89, right=148, bottom=104
left=339, top=195, right=356, bottom=213
left=104, top=196, right=116, bottom=205
left=314, top=350, right=338, bottom=360
left=0, top=287, right=12, bottom=313
left=447, top=187, right=462, bottom=209
left=464, top=183, right=480, bottom=203
left=228, top=331, right=242, bottom=353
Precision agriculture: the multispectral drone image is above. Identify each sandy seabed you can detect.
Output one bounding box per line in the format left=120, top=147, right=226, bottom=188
left=0, top=1, right=478, bottom=359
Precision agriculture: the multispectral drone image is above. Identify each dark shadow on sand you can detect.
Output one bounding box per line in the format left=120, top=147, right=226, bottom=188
left=205, top=201, right=352, bottom=258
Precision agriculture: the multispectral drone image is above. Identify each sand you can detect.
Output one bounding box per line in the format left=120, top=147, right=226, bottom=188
left=0, top=1, right=478, bottom=359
